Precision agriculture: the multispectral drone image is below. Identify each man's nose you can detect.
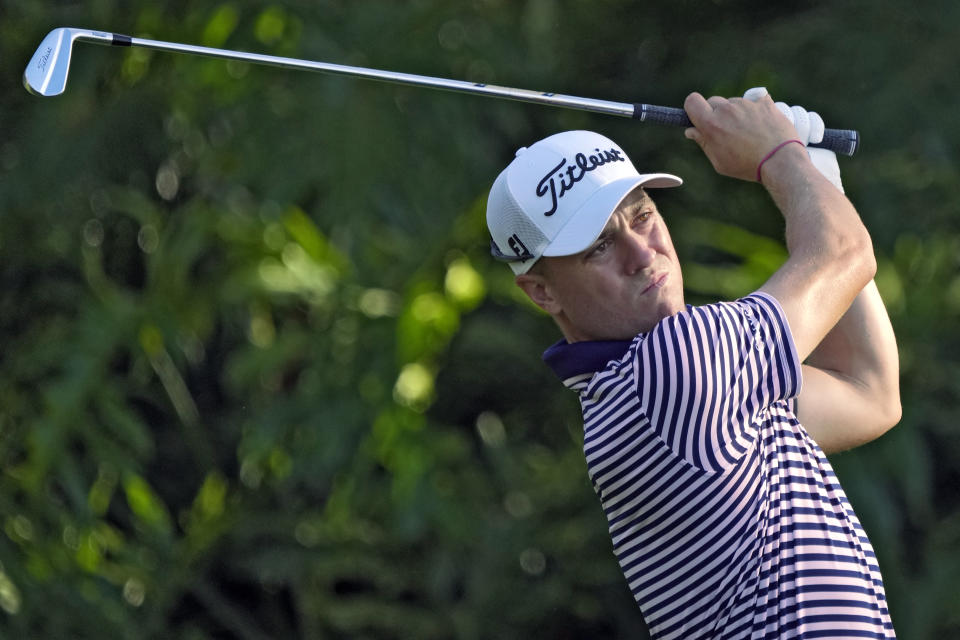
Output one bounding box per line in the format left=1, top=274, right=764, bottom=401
left=621, top=230, right=656, bottom=273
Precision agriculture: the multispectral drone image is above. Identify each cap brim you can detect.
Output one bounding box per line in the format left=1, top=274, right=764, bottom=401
left=542, top=173, right=682, bottom=257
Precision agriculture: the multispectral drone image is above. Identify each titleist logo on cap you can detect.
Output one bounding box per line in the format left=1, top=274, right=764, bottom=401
left=535, top=147, right=626, bottom=216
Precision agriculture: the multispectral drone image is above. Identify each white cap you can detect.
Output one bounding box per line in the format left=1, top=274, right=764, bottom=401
left=486, top=130, right=682, bottom=274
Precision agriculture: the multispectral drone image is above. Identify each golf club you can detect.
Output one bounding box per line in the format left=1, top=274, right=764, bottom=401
left=24, top=27, right=859, bottom=156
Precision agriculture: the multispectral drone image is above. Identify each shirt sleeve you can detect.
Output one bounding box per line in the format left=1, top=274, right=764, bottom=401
left=632, top=291, right=802, bottom=472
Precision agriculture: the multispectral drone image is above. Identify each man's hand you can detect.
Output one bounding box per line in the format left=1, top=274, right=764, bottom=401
left=683, top=91, right=800, bottom=182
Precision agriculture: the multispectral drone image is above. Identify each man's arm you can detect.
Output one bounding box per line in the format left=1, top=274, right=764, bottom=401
left=798, top=281, right=901, bottom=454
left=684, top=91, right=901, bottom=452
left=683, top=91, right=876, bottom=360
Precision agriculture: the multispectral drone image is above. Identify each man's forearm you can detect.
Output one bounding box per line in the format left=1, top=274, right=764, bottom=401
left=757, top=145, right=877, bottom=360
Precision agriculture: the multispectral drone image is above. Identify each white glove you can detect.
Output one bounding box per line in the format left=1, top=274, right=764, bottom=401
left=743, top=87, right=843, bottom=193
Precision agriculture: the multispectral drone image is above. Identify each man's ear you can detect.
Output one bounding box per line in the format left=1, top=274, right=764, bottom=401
left=515, top=272, right=562, bottom=315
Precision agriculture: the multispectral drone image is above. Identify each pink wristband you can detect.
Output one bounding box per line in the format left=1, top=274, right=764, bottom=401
left=756, top=139, right=805, bottom=182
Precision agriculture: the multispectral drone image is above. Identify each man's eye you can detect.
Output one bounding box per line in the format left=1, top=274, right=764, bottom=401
left=635, top=210, right=653, bottom=224
left=589, top=239, right=610, bottom=257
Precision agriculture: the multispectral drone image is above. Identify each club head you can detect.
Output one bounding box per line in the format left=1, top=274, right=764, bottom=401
left=23, top=28, right=115, bottom=96
left=23, top=28, right=77, bottom=96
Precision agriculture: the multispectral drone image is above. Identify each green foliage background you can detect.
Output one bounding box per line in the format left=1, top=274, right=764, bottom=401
left=1, top=1, right=958, bottom=638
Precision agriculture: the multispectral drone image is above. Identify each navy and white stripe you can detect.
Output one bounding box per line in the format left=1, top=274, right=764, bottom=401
left=544, top=292, right=894, bottom=639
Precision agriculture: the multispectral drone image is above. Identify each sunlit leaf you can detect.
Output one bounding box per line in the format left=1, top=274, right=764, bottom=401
left=122, top=474, right=173, bottom=535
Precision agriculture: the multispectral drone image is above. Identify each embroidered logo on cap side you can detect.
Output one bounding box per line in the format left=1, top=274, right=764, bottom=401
left=508, top=234, right=531, bottom=260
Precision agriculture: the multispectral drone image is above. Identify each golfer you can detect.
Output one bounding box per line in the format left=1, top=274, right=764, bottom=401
left=486, top=88, right=900, bottom=639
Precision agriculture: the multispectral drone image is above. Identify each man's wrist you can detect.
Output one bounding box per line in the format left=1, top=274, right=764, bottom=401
left=757, top=141, right=811, bottom=186
left=756, top=140, right=805, bottom=182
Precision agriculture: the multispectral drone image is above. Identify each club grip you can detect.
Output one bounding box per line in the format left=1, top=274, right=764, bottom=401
left=632, top=103, right=859, bottom=156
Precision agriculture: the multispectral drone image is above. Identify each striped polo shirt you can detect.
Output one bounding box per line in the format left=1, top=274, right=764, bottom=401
left=543, top=292, right=895, bottom=639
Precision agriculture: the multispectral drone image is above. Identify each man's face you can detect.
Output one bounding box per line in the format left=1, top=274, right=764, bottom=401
left=520, top=188, right=685, bottom=342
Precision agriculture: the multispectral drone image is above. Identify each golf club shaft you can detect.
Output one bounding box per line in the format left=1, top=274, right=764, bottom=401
left=33, top=30, right=861, bottom=156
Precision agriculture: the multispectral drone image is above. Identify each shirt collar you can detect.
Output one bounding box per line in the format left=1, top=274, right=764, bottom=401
left=542, top=338, right=633, bottom=390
